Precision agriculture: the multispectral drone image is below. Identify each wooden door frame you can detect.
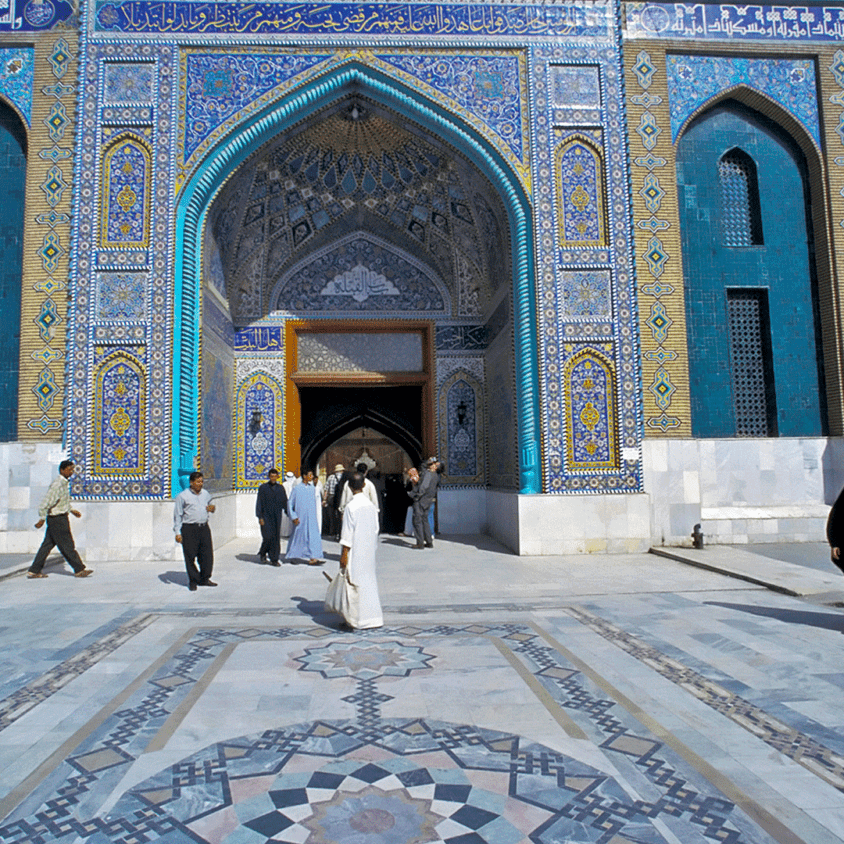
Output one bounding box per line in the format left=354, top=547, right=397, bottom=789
left=284, top=320, right=435, bottom=472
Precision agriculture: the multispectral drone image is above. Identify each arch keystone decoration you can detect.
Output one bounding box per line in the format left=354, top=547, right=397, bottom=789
left=174, top=59, right=540, bottom=495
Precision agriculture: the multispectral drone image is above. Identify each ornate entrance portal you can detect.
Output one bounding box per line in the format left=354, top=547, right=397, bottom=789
left=190, top=70, right=528, bottom=506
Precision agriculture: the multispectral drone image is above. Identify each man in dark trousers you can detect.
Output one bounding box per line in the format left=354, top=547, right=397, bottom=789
left=411, top=456, right=440, bottom=549
left=256, top=467, right=287, bottom=566
left=174, top=470, right=217, bottom=591
left=27, top=460, right=93, bottom=579
left=827, top=485, right=844, bottom=574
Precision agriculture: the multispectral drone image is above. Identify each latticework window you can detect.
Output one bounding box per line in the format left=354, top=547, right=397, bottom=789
left=719, top=149, right=763, bottom=247
left=727, top=289, right=777, bottom=437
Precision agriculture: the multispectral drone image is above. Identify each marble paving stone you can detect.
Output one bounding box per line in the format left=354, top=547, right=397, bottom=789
left=0, top=540, right=843, bottom=841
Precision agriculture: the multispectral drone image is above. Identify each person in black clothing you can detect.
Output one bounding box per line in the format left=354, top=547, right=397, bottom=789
left=412, top=457, right=440, bottom=549
left=256, top=468, right=288, bottom=566
left=827, top=486, right=844, bottom=575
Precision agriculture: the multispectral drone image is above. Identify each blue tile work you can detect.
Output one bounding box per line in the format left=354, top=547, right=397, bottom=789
left=271, top=234, right=449, bottom=317
left=533, top=45, right=642, bottom=492
left=202, top=295, right=234, bottom=489
left=0, top=104, right=25, bottom=442
left=236, top=372, right=284, bottom=486
left=93, top=351, right=146, bottom=475
left=63, top=0, right=645, bottom=499
left=555, top=133, right=607, bottom=248
left=374, top=52, right=529, bottom=167
left=94, top=271, right=147, bottom=321
left=102, top=60, right=154, bottom=105
left=181, top=51, right=330, bottom=166
left=626, top=2, right=844, bottom=42
left=667, top=55, right=820, bottom=148
left=0, top=48, right=33, bottom=127
left=0, top=618, right=801, bottom=843
left=443, top=374, right=480, bottom=481
left=677, top=104, right=825, bottom=438
left=563, top=347, right=618, bottom=471
left=100, top=131, right=151, bottom=248
left=95, top=1, right=613, bottom=38
left=69, top=43, right=174, bottom=499
left=0, top=0, right=74, bottom=30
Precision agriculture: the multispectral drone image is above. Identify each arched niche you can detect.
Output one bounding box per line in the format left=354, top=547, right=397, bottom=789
left=173, top=60, right=540, bottom=495
left=676, top=96, right=828, bottom=438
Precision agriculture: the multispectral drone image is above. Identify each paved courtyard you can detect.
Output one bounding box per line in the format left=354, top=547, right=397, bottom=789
left=1, top=535, right=844, bottom=843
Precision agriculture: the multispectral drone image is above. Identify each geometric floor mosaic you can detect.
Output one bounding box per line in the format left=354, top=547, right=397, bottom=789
left=3, top=539, right=844, bottom=844
left=0, top=620, right=782, bottom=844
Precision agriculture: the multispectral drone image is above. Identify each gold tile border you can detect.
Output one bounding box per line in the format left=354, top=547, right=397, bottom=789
left=18, top=33, right=78, bottom=440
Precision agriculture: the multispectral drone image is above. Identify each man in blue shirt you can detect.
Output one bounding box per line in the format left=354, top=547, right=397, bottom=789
left=174, top=471, right=217, bottom=591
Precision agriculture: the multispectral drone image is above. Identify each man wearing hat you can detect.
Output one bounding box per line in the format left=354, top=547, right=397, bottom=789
left=411, top=457, right=440, bottom=549
left=324, top=463, right=345, bottom=540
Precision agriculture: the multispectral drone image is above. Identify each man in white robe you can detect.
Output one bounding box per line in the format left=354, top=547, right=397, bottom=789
left=280, top=471, right=297, bottom=537
left=339, top=471, right=382, bottom=629
left=286, top=469, right=323, bottom=564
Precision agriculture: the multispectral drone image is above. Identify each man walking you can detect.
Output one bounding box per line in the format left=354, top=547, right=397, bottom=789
left=411, top=457, right=440, bottom=549
left=286, top=467, right=323, bottom=564
left=27, top=460, right=93, bottom=579
left=174, top=470, right=217, bottom=591
left=256, top=468, right=287, bottom=566
left=339, top=471, right=383, bottom=629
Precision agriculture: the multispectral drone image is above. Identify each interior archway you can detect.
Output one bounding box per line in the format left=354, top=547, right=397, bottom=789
left=173, top=60, right=540, bottom=495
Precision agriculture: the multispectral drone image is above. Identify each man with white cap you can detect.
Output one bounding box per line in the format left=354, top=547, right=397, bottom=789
left=280, top=470, right=298, bottom=538
left=324, top=463, right=345, bottom=540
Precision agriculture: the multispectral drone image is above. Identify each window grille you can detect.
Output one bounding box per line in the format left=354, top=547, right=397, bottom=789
left=719, top=150, right=763, bottom=247
left=727, top=289, right=777, bottom=437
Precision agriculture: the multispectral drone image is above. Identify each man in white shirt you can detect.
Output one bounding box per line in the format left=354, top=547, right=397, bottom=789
left=174, top=471, right=217, bottom=591
left=339, top=462, right=380, bottom=519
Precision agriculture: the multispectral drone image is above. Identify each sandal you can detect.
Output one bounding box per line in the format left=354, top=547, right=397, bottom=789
left=27, top=572, right=48, bottom=578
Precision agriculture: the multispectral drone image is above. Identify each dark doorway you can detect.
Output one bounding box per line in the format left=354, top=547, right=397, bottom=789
left=298, top=386, right=424, bottom=471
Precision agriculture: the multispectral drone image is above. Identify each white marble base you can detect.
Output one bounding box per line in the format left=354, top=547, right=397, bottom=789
left=437, top=488, right=486, bottom=534
left=643, top=437, right=843, bottom=546
left=3, top=438, right=842, bottom=557
left=487, top=490, right=651, bottom=555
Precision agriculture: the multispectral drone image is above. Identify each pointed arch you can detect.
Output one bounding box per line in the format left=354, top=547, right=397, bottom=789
left=718, top=147, right=763, bottom=247
left=100, top=130, right=152, bottom=249
left=554, top=133, right=608, bottom=248
left=93, top=351, right=146, bottom=476
left=438, top=368, right=484, bottom=485
left=675, top=84, right=821, bottom=161
left=677, top=97, right=831, bottom=437
left=300, top=408, right=423, bottom=474
left=173, top=60, right=539, bottom=494
left=563, top=347, right=619, bottom=472
left=235, top=371, right=284, bottom=487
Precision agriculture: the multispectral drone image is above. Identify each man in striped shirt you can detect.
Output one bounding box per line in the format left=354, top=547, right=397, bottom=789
left=27, top=460, right=93, bottom=579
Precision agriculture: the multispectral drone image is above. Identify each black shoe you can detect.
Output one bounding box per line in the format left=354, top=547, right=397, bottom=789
left=412, top=544, right=425, bottom=550
left=270, top=560, right=281, bottom=567
left=425, top=543, right=433, bottom=548
left=199, top=580, right=218, bottom=587
left=259, top=555, right=268, bottom=565
left=189, top=582, right=197, bottom=591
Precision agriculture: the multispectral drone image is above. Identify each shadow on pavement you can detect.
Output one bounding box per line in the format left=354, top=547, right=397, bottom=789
left=706, top=601, right=844, bottom=632
left=159, top=570, right=189, bottom=587
left=291, top=595, right=345, bottom=629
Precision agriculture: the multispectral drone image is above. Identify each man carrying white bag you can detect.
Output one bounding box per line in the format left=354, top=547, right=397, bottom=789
left=325, top=471, right=383, bottom=630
